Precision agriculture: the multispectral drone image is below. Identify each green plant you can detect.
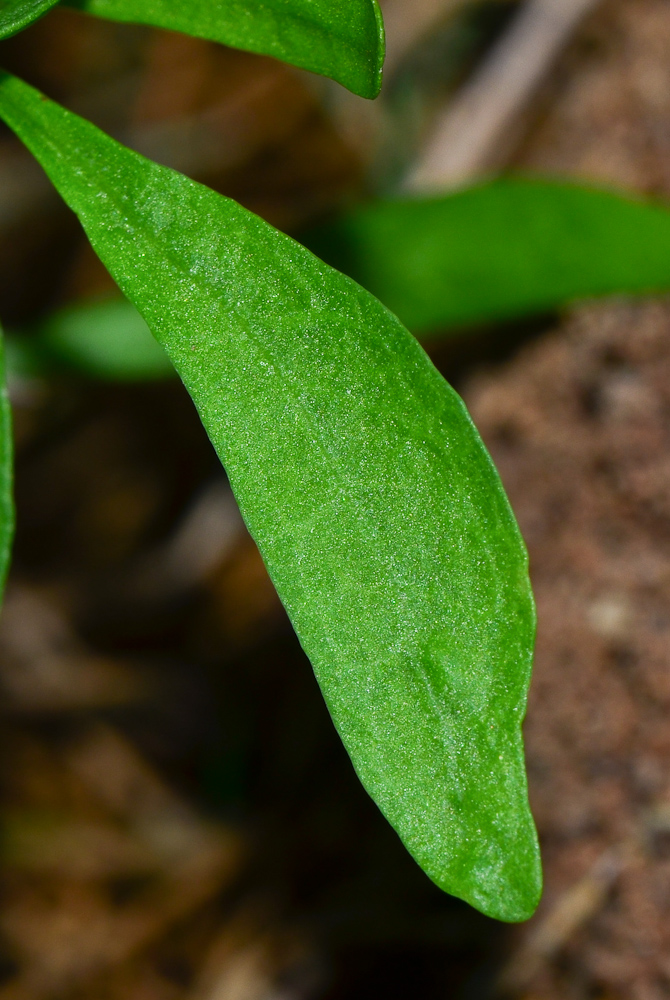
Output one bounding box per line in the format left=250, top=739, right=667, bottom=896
left=3, top=0, right=670, bottom=926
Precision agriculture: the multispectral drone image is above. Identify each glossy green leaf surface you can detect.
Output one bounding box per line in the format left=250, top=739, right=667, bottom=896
left=0, top=331, right=14, bottom=605
left=63, top=0, right=384, bottom=98
left=0, top=0, right=59, bottom=38
left=307, top=179, right=670, bottom=332
left=0, top=72, right=540, bottom=921
left=40, top=297, right=174, bottom=380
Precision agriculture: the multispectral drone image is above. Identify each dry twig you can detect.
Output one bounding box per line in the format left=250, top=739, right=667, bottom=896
left=406, top=0, right=602, bottom=191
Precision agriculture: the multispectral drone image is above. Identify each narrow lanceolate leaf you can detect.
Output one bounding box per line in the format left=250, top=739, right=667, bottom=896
left=63, top=0, right=385, bottom=99
left=0, top=0, right=59, bottom=38
left=307, top=179, right=670, bottom=332
left=0, top=331, right=14, bottom=604
left=0, top=72, right=540, bottom=921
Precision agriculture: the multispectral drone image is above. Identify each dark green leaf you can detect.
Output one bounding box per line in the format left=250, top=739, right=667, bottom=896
left=40, top=297, right=175, bottom=380
left=0, top=331, right=14, bottom=605
left=0, top=0, right=59, bottom=38
left=63, top=0, right=385, bottom=98
left=0, top=72, right=540, bottom=921
left=307, top=178, right=670, bottom=332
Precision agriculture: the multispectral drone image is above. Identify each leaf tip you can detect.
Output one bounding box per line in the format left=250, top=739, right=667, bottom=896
left=461, top=813, right=543, bottom=924
left=361, top=0, right=385, bottom=99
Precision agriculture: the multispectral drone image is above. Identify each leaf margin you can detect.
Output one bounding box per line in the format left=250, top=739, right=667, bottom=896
left=62, top=0, right=386, bottom=98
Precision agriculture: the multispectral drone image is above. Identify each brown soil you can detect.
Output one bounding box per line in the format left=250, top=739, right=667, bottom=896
left=457, top=1, right=670, bottom=995
left=466, top=301, right=670, bottom=1000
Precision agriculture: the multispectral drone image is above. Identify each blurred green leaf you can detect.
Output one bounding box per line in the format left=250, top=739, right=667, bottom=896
left=0, top=71, right=541, bottom=922
left=4, top=332, right=45, bottom=380
left=307, top=178, right=670, bottom=332
left=40, top=297, right=175, bottom=380
left=0, top=331, right=14, bottom=606
left=63, top=0, right=385, bottom=98
left=0, top=0, right=59, bottom=38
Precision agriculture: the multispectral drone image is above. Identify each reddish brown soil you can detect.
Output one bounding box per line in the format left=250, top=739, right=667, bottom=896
left=466, top=302, right=670, bottom=999
left=457, top=2, right=670, bottom=994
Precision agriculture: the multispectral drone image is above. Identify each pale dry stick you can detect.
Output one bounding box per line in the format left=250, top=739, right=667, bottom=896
left=497, top=840, right=637, bottom=994
left=130, top=478, right=245, bottom=599
left=188, top=913, right=313, bottom=1000
left=306, top=0, right=497, bottom=163
left=382, top=0, right=517, bottom=80
left=498, top=802, right=670, bottom=995
left=405, top=0, right=602, bottom=192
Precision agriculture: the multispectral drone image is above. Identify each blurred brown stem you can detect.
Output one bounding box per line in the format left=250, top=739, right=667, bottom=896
left=405, top=0, right=602, bottom=191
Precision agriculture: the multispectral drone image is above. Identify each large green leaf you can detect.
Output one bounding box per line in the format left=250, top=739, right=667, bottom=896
left=0, top=0, right=59, bottom=38
left=63, top=0, right=385, bottom=99
left=0, top=330, right=14, bottom=604
left=0, top=72, right=540, bottom=921
left=307, top=179, right=670, bottom=332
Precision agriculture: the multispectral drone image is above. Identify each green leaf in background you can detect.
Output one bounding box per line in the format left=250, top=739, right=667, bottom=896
left=4, top=298, right=173, bottom=381
left=0, top=0, right=59, bottom=38
left=4, top=332, right=44, bottom=381
left=0, top=331, right=14, bottom=605
left=40, top=297, right=174, bottom=380
left=0, top=72, right=541, bottom=922
left=62, top=0, right=385, bottom=99
left=307, top=178, right=670, bottom=333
